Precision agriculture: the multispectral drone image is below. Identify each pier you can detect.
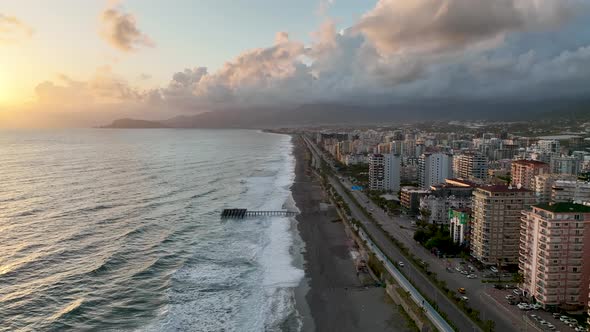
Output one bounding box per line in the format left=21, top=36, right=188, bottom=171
left=221, top=209, right=298, bottom=219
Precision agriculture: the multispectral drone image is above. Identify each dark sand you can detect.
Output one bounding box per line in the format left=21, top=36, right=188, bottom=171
left=291, top=136, right=410, bottom=332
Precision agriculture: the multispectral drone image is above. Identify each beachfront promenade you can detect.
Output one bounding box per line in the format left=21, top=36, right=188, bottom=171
left=303, top=135, right=481, bottom=332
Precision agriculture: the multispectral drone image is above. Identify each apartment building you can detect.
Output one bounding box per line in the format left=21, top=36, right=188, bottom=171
left=470, top=185, right=535, bottom=266
left=552, top=180, right=590, bottom=205
left=511, top=159, right=550, bottom=190
left=418, top=153, right=453, bottom=189
left=452, top=152, right=488, bottom=181
left=369, top=154, right=401, bottom=192
left=519, top=203, right=590, bottom=310
left=534, top=174, right=577, bottom=204
left=400, top=186, right=430, bottom=216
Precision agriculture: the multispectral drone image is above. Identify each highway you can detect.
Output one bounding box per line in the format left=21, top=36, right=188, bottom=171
left=302, top=135, right=482, bottom=332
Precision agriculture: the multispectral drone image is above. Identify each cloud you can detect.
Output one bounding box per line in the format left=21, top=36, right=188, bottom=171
left=138, top=73, right=152, bottom=80
left=100, top=5, right=154, bottom=52
left=0, top=14, right=33, bottom=44
left=354, top=0, right=582, bottom=55
left=34, top=66, right=143, bottom=107
left=24, top=0, right=590, bottom=118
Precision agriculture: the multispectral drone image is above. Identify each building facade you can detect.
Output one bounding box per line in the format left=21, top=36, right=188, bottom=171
left=470, top=185, right=535, bottom=266
left=369, top=154, right=401, bottom=192
left=418, top=153, right=452, bottom=189
left=511, top=160, right=550, bottom=190
left=519, top=203, right=590, bottom=310
left=449, top=208, right=472, bottom=246
left=534, top=174, right=577, bottom=204
left=550, top=155, right=582, bottom=176
left=400, top=186, right=430, bottom=216
left=452, top=152, right=488, bottom=181
left=552, top=180, right=590, bottom=205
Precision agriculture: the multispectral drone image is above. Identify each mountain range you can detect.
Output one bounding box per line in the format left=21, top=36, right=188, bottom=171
left=101, top=99, right=590, bottom=128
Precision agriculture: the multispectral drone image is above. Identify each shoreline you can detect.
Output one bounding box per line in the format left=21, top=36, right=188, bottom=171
left=290, top=134, right=411, bottom=332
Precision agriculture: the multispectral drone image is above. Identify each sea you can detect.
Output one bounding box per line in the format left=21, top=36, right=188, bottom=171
left=0, top=129, right=305, bottom=332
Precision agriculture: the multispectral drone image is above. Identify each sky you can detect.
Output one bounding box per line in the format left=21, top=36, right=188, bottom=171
left=1, top=0, right=590, bottom=127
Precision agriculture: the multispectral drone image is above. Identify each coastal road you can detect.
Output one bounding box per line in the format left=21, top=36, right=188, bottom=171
left=302, top=136, right=481, bottom=332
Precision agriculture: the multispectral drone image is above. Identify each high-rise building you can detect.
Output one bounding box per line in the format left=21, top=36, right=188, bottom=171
left=418, top=153, right=452, bottom=189
left=369, top=154, right=401, bottom=192
left=538, top=139, right=560, bottom=154
left=534, top=174, right=577, bottom=204
left=519, top=203, right=590, bottom=310
left=453, top=152, right=488, bottom=180
left=552, top=180, right=590, bottom=205
left=511, top=160, right=550, bottom=190
left=470, top=185, right=535, bottom=266
left=550, top=155, right=582, bottom=175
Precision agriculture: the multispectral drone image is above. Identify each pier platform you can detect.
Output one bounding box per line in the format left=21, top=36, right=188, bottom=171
left=221, top=209, right=297, bottom=219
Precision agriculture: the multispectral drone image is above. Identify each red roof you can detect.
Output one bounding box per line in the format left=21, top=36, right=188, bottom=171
left=512, top=159, right=549, bottom=166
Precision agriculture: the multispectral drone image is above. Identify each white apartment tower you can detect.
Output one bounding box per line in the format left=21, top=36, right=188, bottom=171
left=369, top=154, right=401, bottom=192
left=418, top=153, right=452, bottom=189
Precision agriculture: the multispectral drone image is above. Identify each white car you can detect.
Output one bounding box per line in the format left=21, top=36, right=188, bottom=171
left=398, top=261, right=404, bottom=267
left=460, top=296, right=469, bottom=302
left=467, top=274, right=477, bottom=279
left=490, top=266, right=499, bottom=273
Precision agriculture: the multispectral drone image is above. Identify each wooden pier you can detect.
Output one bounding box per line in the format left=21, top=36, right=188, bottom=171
left=221, top=209, right=298, bottom=219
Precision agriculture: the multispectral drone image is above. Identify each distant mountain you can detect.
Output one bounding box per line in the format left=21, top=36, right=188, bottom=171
left=101, top=118, right=167, bottom=128
left=101, top=98, right=590, bottom=128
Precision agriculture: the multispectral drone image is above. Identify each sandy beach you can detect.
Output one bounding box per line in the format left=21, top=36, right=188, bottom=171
left=291, top=135, right=410, bottom=332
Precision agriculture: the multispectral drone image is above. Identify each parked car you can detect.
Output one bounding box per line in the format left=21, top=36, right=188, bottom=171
left=398, top=261, right=404, bottom=267
left=513, top=289, right=522, bottom=296
left=552, top=313, right=561, bottom=318
left=531, top=303, right=541, bottom=310
left=460, top=296, right=469, bottom=302
left=467, top=274, right=477, bottom=279
left=490, top=266, right=499, bottom=273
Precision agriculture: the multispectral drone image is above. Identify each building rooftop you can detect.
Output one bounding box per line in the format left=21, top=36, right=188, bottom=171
left=512, top=159, right=549, bottom=166
left=476, top=185, right=531, bottom=193
left=445, top=178, right=480, bottom=188
left=534, top=202, right=590, bottom=213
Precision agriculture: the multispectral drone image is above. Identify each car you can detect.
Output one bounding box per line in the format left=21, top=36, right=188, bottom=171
left=490, top=266, right=499, bottom=273
left=547, top=325, right=556, bottom=330
left=458, top=287, right=466, bottom=294
left=560, top=316, right=570, bottom=322
left=398, top=261, right=404, bottom=267
left=460, top=296, right=469, bottom=302
left=461, top=270, right=469, bottom=275
left=547, top=324, right=555, bottom=328
left=539, top=320, right=548, bottom=325
left=505, top=295, right=515, bottom=300
left=493, top=284, right=504, bottom=289
left=455, top=266, right=462, bottom=272
left=552, top=313, right=561, bottom=318
left=467, top=274, right=477, bottom=279
left=513, top=289, right=522, bottom=296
